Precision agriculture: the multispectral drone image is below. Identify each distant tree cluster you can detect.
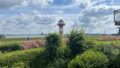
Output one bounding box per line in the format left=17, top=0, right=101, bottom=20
left=0, top=35, right=5, bottom=39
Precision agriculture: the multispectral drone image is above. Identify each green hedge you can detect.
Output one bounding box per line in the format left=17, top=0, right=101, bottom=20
left=0, top=48, right=44, bottom=67
left=0, top=43, right=21, bottom=53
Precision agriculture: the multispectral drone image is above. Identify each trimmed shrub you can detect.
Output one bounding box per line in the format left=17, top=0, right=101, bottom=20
left=0, top=43, right=21, bottom=53
left=0, top=48, right=44, bottom=67
left=67, top=29, right=85, bottom=58
left=68, top=50, right=109, bottom=68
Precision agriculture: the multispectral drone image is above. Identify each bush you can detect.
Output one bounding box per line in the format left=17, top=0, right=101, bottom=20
left=67, top=29, right=85, bottom=58
left=47, top=59, right=68, bottom=68
left=0, top=43, right=21, bottom=53
left=30, top=33, right=63, bottom=68
left=108, top=54, right=120, bottom=68
left=30, top=54, right=68, bottom=68
left=46, top=33, right=62, bottom=47
left=0, top=48, right=44, bottom=67
left=29, top=50, right=51, bottom=68
left=68, top=50, right=109, bottom=68
left=84, top=40, right=94, bottom=50
left=94, top=43, right=120, bottom=59
left=11, top=62, right=26, bottom=68
left=45, top=33, right=62, bottom=60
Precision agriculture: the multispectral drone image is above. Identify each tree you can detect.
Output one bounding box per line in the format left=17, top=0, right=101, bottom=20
left=67, top=29, right=85, bottom=58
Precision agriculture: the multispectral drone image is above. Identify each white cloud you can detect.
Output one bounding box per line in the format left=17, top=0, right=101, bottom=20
left=30, top=0, right=54, bottom=7
left=0, top=0, right=28, bottom=8
left=0, top=0, right=120, bottom=34
left=74, top=0, right=92, bottom=7
left=0, top=10, right=61, bottom=34
left=70, top=0, right=120, bottom=34
left=0, top=0, right=54, bottom=9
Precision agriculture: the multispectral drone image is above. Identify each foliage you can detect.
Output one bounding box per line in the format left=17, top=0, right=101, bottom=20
left=94, top=43, right=120, bottom=58
left=0, top=48, right=44, bottom=67
left=1, top=32, right=120, bottom=68
left=0, top=43, right=21, bottom=53
left=108, top=53, right=120, bottom=68
left=46, top=33, right=62, bottom=47
left=30, top=33, right=63, bottom=68
left=68, top=50, right=109, bottom=68
left=48, top=59, right=68, bottom=68
left=11, top=62, right=27, bottom=68
left=84, top=40, right=94, bottom=50
left=45, top=33, right=62, bottom=60
left=67, top=29, right=85, bottom=58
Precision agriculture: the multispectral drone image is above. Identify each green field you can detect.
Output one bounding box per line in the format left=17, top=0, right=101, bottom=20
left=0, top=38, right=42, bottom=45
left=86, top=35, right=120, bottom=45
left=0, top=36, right=120, bottom=46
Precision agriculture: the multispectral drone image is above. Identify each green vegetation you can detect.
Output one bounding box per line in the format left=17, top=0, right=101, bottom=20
left=0, top=30, right=120, bottom=68
left=30, top=33, right=64, bottom=68
left=0, top=38, right=43, bottom=53
left=108, top=54, right=120, bottom=68
left=0, top=43, right=21, bottom=53
left=0, top=38, right=41, bottom=45
left=67, top=29, right=85, bottom=58
left=68, top=50, right=109, bottom=68
left=45, top=33, right=62, bottom=60
left=0, top=48, right=44, bottom=68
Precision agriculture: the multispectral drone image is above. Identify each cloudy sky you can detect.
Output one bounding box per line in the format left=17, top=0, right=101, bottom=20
left=0, top=0, right=120, bottom=34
